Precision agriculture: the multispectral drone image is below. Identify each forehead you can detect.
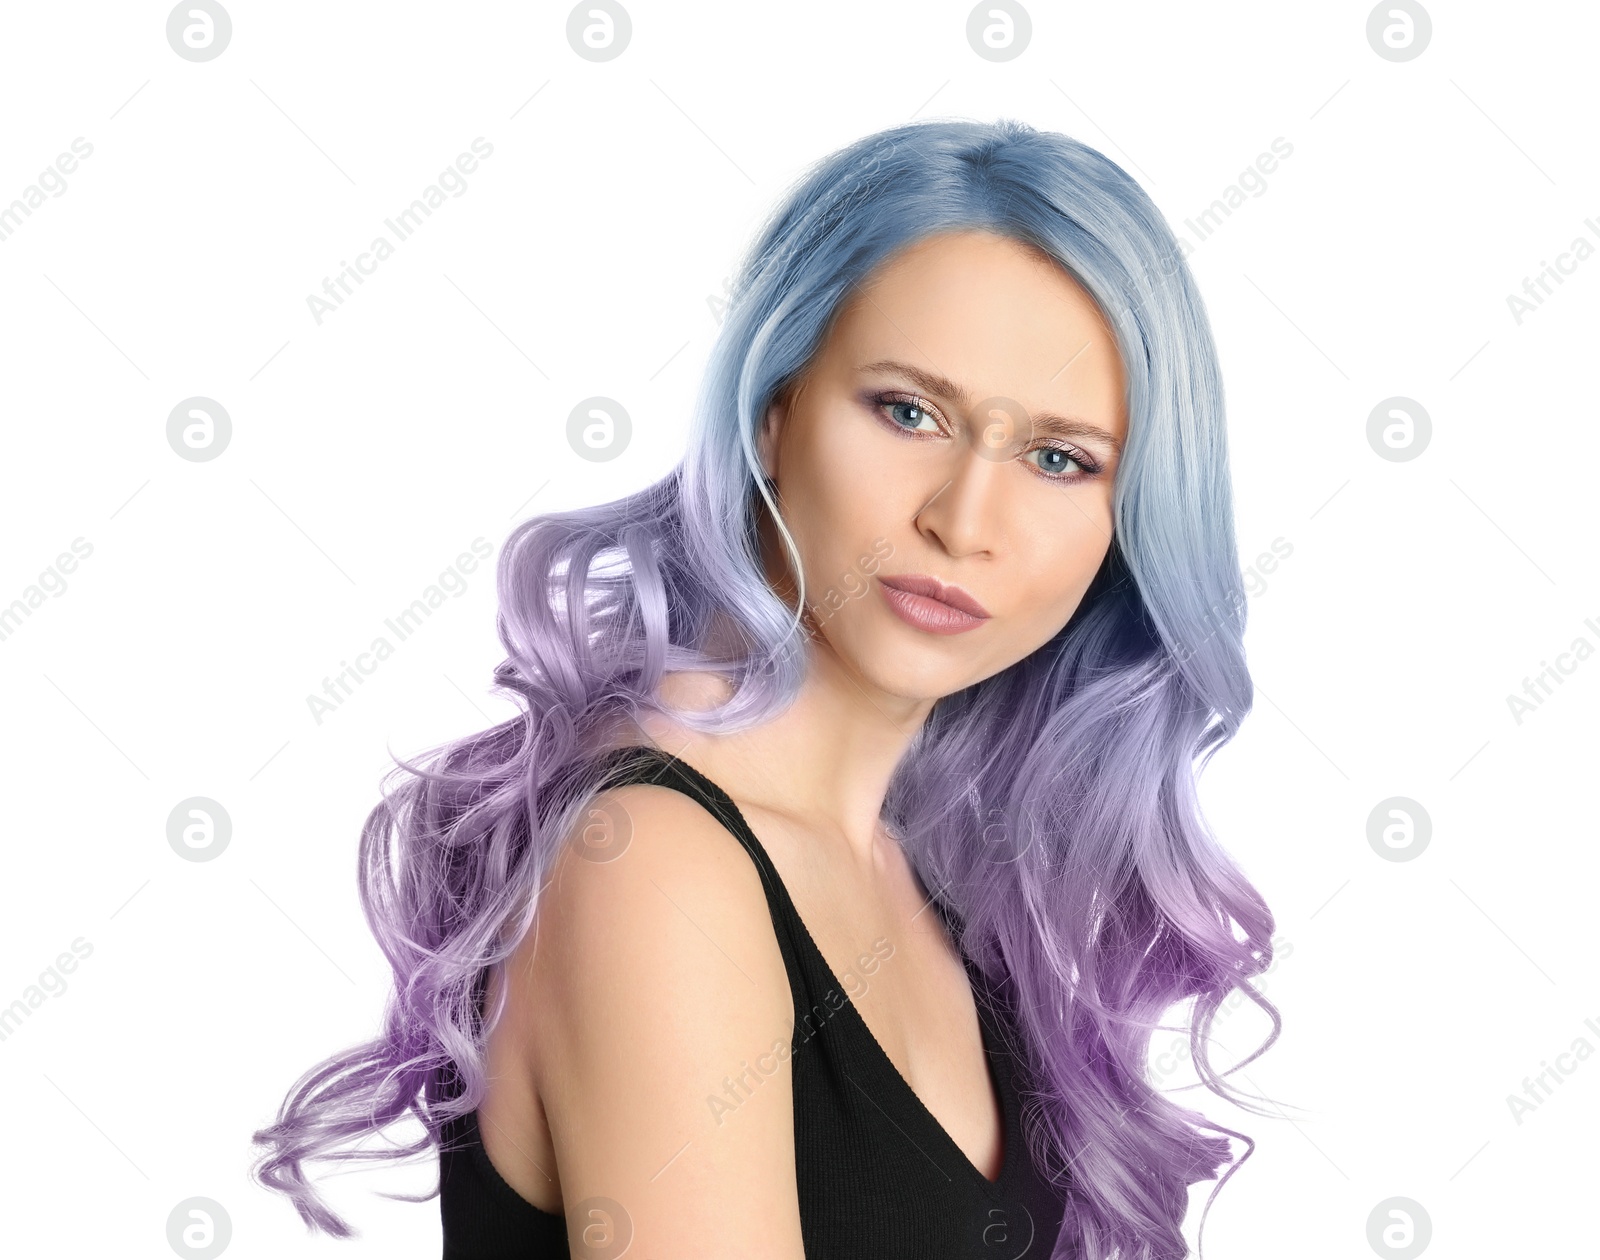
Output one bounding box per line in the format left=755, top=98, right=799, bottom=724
left=822, top=230, right=1127, bottom=433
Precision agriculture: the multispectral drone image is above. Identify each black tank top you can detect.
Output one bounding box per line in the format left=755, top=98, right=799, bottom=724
left=439, top=744, right=1070, bottom=1258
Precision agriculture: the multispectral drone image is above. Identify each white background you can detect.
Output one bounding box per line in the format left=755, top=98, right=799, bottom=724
left=1, top=1, right=1595, bottom=1257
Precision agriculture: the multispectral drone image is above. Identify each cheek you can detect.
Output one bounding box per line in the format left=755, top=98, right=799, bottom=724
left=782, top=413, right=884, bottom=559
left=1014, top=506, right=1114, bottom=627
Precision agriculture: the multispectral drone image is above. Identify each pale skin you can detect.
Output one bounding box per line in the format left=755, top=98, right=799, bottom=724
left=476, top=229, right=1129, bottom=1257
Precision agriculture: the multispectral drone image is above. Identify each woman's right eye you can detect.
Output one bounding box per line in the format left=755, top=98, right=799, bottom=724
left=876, top=394, right=942, bottom=435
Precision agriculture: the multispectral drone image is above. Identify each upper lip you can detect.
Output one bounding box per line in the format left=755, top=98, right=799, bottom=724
left=878, top=573, right=991, bottom=618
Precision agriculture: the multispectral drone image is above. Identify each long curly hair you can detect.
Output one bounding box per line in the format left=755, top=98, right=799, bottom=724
left=252, top=116, right=1280, bottom=1260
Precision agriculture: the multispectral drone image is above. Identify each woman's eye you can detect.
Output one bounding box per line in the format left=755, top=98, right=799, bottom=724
left=1026, top=445, right=1090, bottom=478
left=885, top=399, right=940, bottom=434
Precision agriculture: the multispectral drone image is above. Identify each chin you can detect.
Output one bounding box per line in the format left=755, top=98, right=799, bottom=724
left=827, top=628, right=982, bottom=704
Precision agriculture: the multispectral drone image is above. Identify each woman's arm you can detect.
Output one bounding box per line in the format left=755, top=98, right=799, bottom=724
left=522, top=783, right=805, bottom=1258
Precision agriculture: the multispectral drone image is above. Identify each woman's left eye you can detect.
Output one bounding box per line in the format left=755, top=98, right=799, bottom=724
left=1026, top=445, right=1093, bottom=479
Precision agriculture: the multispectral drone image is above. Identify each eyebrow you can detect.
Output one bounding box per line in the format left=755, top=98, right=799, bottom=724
left=858, top=358, right=1123, bottom=454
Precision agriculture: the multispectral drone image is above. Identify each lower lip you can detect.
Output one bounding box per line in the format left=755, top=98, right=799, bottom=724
left=877, top=580, right=990, bottom=636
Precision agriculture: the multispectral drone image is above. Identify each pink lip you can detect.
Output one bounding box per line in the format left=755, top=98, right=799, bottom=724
left=877, top=574, right=991, bottom=636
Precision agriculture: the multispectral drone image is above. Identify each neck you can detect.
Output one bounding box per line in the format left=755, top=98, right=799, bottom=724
left=632, top=634, right=933, bottom=862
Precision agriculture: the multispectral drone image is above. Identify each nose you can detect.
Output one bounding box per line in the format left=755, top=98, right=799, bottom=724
left=912, top=436, right=1008, bottom=559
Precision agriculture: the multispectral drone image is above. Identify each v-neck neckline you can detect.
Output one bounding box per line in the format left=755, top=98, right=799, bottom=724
left=627, top=744, right=1021, bottom=1192
left=823, top=922, right=1018, bottom=1188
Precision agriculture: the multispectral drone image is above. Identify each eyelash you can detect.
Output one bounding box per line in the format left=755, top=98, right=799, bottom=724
left=869, top=391, right=1104, bottom=483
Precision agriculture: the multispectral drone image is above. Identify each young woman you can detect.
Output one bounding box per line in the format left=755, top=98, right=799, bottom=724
left=253, top=117, right=1280, bottom=1259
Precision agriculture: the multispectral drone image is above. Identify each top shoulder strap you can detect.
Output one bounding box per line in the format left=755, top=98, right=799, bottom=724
left=590, top=744, right=758, bottom=854
left=587, top=743, right=815, bottom=1006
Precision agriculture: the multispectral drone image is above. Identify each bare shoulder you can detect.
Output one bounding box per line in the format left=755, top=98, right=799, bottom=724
left=530, top=780, right=791, bottom=1028
left=519, top=779, right=803, bottom=1255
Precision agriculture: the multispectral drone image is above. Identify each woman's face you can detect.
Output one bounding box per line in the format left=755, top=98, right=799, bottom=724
left=757, top=228, right=1129, bottom=703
